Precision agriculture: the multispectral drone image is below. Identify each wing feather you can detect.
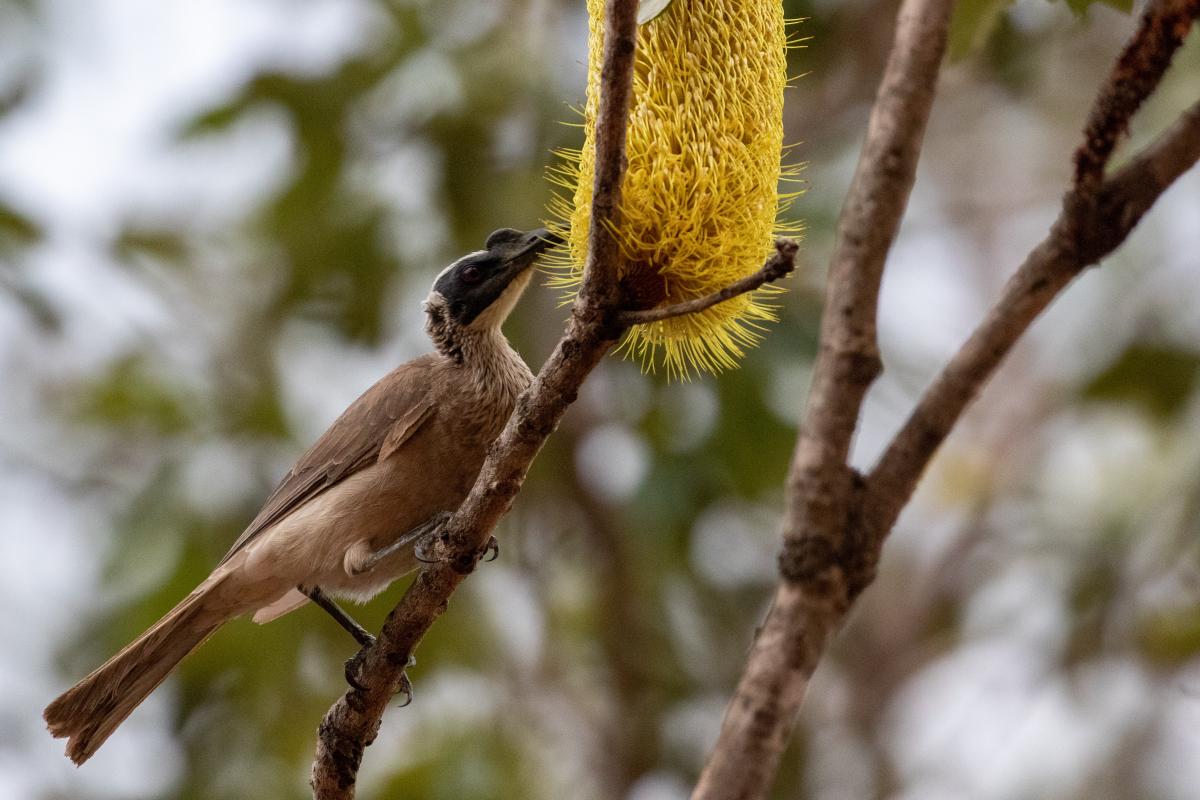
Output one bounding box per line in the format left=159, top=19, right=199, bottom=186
left=218, top=354, right=439, bottom=564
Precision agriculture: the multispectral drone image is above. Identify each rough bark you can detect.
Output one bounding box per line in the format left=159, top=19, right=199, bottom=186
left=307, top=2, right=799, bottom=794
left=309, top=1, right=641, bottom=796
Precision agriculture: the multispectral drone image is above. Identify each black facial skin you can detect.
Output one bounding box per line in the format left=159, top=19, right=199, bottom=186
left=433, top=228, right=562, bottom=326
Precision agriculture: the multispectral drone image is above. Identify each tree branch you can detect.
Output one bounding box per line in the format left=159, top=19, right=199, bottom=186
left=692, top=0, right=956, bottom=797
left=1073, top=0, right=1197, bottom=193
left=864, top=91, right=1200, bottom=556
left=615, top=238, right=799, bottom=326
left=309, top=1, right=640, bottom=796
left=694, top=2, right=1199, bottom=799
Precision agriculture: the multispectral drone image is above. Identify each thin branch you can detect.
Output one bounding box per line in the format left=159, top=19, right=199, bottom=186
left=1073, top=0, right=1197, bottom=192
left=579, top=0, right=640, bottom=314
left=692, top=0, right=956, bottom=796
left=309, top=1, right=641, bottom=797
left=863, top=93, right=1200, bottom=552
left=616, top=238, right=799, bottom=326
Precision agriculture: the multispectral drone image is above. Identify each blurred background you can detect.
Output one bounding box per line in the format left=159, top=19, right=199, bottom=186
left=2, top=0, right=1199, bottom=798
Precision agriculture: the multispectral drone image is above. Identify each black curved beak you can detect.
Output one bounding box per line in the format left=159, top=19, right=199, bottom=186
left=512, top=227, right=563, bottom=259
left=490, top=227, right=563, bottom=283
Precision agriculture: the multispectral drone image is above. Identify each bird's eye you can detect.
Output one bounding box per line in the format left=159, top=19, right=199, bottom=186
left=461, top=265, right=483, bottom=284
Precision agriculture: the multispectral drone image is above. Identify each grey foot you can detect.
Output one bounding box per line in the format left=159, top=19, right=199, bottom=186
left=344, top=647, right=371, bottom=692
left=396, top=671, right=414, bottom=708
left=344, top=649, right=416, bottom=708
left=412, top=511, right=455, bottom=563
left=361, top=512, right=455, bottom=572
left=481, top=536, right=499, bottom=562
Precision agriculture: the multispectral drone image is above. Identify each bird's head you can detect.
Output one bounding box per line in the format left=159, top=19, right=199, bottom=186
left=424, top=227, right=561, bottom=356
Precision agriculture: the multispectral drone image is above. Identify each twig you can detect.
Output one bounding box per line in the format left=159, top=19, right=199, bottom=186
left=615, top=238, right=799, bottom=326
left=308, top=1, right=641, bottom=797
left=691, top=0, right=956, bottom=797
left=863, top=94, right=1200, bottom=553
left=1073, top=0, right=1197, bottom=192
left=694, top=2, right=1200, bottom=800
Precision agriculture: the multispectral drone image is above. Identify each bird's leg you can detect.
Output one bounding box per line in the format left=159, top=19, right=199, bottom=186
left=408, top=511, right=452, bottom=563
left=301, top=585, right=375, bottom=649
left=350, top=512, right=453, bottom=574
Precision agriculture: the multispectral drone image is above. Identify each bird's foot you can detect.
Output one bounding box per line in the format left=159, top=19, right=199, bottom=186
left=413, top=511, right=455, bottom=563
left=344, top=645, right=372, bottom=692
left=396, top=667, right=415, bottom=708
left=352, top=512, right=452, bottom=573
left=344, top=648, right=416, bottom=708
left=481, top=536, right=499, bottom=562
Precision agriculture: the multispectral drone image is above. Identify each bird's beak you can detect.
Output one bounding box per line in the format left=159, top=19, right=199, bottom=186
left=497, top=228, right=563, bottom=280
left=512, top=228, right=563, bottom=261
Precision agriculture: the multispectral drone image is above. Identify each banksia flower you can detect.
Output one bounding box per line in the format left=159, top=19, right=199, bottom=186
left=548, top=0, right=800, bottom=377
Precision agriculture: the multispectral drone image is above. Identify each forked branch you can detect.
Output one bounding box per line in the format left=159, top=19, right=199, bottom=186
left=695, top=2, right=1200, bottom=800
left=693, top=0, right=957, bottom=793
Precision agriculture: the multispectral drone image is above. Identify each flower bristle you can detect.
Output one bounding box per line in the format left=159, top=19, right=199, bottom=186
left=546, top=0, right=803, bottom=378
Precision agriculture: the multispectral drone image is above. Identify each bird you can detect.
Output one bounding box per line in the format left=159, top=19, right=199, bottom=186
left=44, top=226, right=560, bottom=765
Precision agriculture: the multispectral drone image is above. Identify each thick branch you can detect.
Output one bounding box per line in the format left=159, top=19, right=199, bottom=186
left=309, top=2, right=640, bottom=797
left=616, top=238, right=798, bottom=325
left=692, top=0, right=956, bottom=797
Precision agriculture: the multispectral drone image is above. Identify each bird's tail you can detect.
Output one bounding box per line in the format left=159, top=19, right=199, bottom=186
left=44, top=575, right=234, bottom=765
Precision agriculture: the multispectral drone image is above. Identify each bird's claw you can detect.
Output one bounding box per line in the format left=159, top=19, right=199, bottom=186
left=414, top=511, right=455, bottom=563
left=396, top=672, right=414, bottom=707
left=344, top=645, right=373, bottom=692
left=392, top=654, right=417, bottom=706
left=482, top=536, right=499, bottom=562
left=346, top=647, right=416, bottom=710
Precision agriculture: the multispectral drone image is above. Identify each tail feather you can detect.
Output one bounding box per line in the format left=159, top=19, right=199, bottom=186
left=44, top=578, right=232, bottom=765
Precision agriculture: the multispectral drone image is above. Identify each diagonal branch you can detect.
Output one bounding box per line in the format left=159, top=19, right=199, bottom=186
left=616, top=238, right=799, bottom=326
left=692, top=0, right=957, bottom=797
left=863, top=93, right=1200, bottom=556
left=309, top=1, right=641, bottom=797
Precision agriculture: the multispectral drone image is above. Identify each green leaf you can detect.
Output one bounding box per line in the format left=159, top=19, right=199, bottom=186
left=1082, top=344, right=1200, bottom=421
left=950, top=0, right=1133, bottom=59
left=1138, top=607, right=1200, bottom=665
left=74, top=354, right=196, bottom=435
left=177, top=99, right=251, bottom=139
left=948, top=0, right=1014, bottom=60
left=113, top=227, right=190, bottom=263
left=1063, top=0, right=1133, bottom=15
left=0, top=201, right=42, bottom=245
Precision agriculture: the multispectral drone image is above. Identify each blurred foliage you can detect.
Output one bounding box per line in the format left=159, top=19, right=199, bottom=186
left=1138, top=606, right=1200, bottom=666
left=1083, top=343, right=1200, bottom=421
left=0, top=199, right=41, bottom=246
left=73, top=355, right=197, bottom=436
left=2, top=1, right=1199, bottom=800
left=949, top=0, right=1132, bottom=59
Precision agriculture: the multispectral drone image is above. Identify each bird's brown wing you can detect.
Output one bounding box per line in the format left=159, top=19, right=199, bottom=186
left=218, top=354, right=440, bottom=565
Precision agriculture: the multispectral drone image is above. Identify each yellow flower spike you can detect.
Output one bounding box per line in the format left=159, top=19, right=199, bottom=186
left=546, top=0, right=802, bottom=378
